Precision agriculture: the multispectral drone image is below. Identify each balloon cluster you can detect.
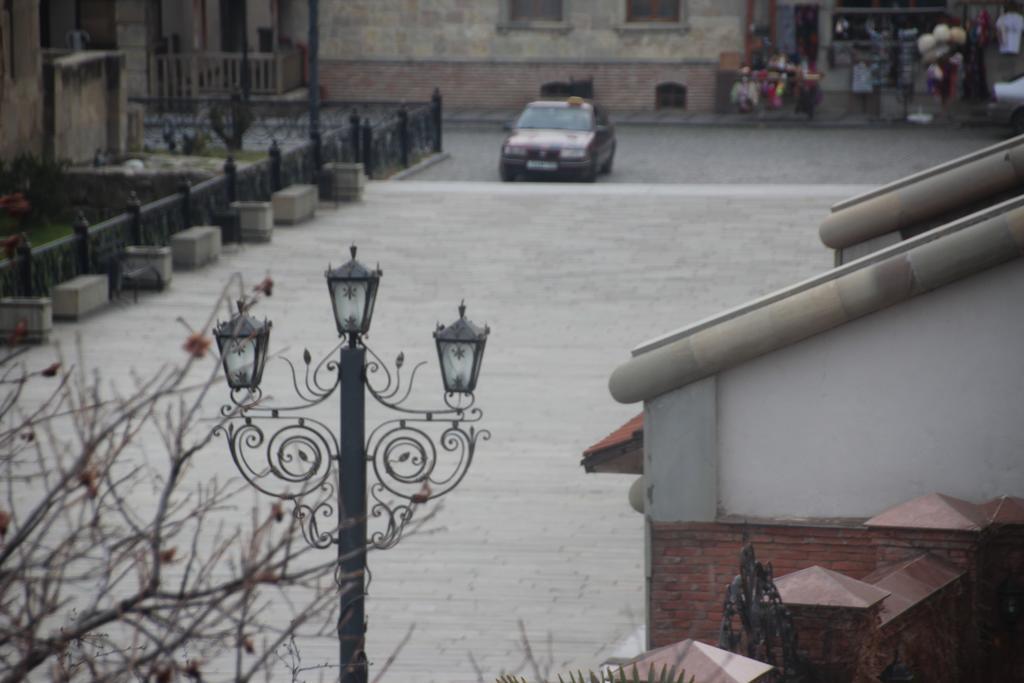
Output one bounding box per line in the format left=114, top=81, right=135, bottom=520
left=917, top=23, right=967, bottom=63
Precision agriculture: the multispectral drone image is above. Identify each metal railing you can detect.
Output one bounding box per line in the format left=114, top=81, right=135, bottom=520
left=0, top=91, right=444, bottom=300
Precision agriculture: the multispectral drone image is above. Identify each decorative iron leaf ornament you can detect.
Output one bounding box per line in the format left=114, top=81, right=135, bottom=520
left=719, top=538, right=807, bottom=682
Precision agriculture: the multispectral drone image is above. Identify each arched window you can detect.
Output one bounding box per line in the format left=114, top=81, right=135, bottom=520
left=656, top=82, right=687, bottom=110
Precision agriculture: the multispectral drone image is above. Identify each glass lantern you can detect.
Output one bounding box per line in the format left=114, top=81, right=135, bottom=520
left=213, top=301, right=272, bottom=390
left=325, top=245, right=381, bottom=338
left=434, top=301, right=489, bottom=394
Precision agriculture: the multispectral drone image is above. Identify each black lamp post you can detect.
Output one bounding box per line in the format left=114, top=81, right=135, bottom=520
left=213, top=246, right=489, bottom=683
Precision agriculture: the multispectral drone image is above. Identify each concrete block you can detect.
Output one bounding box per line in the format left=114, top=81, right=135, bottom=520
left=272, top=184, right=317, bottom=225
left=231, top=201, right=274, bottom=242
left=0, top=297, right=52, bottom=343
left=171, top=226, right=222, bottom=269
left=52, top=275, right=109, bottom=321
left=123, top=245, right=173, bottom=289
left=321, top=162, right=366, bottom=202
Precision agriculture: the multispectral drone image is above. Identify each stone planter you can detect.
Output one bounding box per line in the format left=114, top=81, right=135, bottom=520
left=272, top=184, right=317, bottom=225
left=321, top=162, right=365, bottom=202
left=0, top=297, right=53, bottom=344
left=171, top=226, right=222, bottom=269
left=231, top=201, right=274, bottom=243
left=123, top=245, right=173, bottom=289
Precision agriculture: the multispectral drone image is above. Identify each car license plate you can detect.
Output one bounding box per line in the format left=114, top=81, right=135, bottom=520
left=526, top=160, right=558, bottom=171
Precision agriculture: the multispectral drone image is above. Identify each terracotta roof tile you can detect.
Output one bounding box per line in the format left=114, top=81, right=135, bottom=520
left=625, top=639, right=774, bottom=683
left=862, top=553, right=964, bottom=625
left=583, top=413, right=643, bottom=457
left=980, top=495, right=1024, bottom=524
left=775, top=566, right=890, bottom=609
left=864, top=492, right=990, bottom=531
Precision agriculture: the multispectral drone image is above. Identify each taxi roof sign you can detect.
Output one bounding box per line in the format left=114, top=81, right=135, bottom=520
left=567, top=96, right=585, bottom=106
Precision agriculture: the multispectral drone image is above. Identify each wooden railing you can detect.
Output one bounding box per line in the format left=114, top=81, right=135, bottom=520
left=150, top=49, right=304, bottom=98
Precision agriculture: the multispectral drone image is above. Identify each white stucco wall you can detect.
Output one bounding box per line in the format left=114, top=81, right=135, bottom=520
left=716, top=258, right=1024, bottom=520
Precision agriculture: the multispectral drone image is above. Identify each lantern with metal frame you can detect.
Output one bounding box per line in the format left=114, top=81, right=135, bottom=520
left=213, top=301, right=272, bottom=390
left=434, top=300, right=489, bottom=394
left=325, top=245, right=382, bottom=340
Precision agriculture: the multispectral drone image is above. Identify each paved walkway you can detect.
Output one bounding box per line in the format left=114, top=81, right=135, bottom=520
left=14, top=181, right=867, bottom=682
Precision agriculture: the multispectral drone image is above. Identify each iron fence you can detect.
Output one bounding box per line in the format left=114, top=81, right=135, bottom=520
left=0, top=92, right=442, bottom=300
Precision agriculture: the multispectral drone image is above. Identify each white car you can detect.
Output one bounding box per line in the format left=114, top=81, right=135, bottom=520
left=990, top=72, right=1024, bottom=133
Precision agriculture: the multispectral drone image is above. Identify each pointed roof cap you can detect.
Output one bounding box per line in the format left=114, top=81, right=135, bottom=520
left=625, top=639, right=774, bottom=683
left=775, top=566, right=890, bottom=609
left=980, top=495, right=1024, bottom=525
left=864, top=492, right=989, bottom=531
left=862, top=553, right=964, bottom=625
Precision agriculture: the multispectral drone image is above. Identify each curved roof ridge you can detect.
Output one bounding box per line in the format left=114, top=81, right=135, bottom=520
left=819, top=137, right=1024, bottom=249
left=610, top=201, right=1024, bottom=405
left=830, top=133, right=1024, bottom=213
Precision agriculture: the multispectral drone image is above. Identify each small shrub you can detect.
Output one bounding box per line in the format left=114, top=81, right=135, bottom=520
left=0, top=154, right=71, bottom=228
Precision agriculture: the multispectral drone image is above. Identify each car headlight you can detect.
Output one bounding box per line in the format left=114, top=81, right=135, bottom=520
left=560, top=147, right=588, bottom=160
left=503, top=145, right=527, bottom=157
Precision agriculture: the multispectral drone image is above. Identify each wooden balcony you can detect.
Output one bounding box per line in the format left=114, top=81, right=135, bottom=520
left=150, top=49, right=304, bottom=98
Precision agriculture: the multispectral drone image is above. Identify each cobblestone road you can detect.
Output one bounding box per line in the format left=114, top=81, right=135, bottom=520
left=415, top=123, right=1008, bottom=184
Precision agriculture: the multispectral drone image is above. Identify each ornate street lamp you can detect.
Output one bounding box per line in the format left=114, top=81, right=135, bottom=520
left=213, top=301, right=271, bottom=390
left=325, top=245, right=381, bottom=339
left=435, top=301, right=489, bottom=394
left=214, top=246, right=489, bottom=683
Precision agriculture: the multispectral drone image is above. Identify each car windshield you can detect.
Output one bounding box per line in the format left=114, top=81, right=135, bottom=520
left=516, top=106, right=592, bottom=131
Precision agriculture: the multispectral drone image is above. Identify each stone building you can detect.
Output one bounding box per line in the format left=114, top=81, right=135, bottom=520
left=283, top=0, right=745, bottom=112
left=1, top=0, right=44, bottom=158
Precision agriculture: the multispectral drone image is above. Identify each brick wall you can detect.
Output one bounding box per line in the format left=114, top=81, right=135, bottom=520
left=651, top=521, right=877, bottom=645
left=649, top=520, right=1003, bottom=681
left=320, top=60, right=717, bottom=112
left=880, top=583, right=968, bottom=683
left=786, top=604, right=879, bottom=682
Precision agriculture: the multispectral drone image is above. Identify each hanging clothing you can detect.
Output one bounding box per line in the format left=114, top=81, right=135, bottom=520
left=997, top=11, right=1024, bottom=54
left=776, top=5, right=797, bottom=57
left=975, top=9, right=992, bottom=48
left=795, top=6, right=819, bottom=69
left=962, top=26, right=989, bottom=101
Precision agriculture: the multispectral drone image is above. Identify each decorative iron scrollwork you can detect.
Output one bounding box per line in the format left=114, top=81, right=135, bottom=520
left=719, top=537, right=807, bottom=682
left=216, top=341, right=488, bottom=561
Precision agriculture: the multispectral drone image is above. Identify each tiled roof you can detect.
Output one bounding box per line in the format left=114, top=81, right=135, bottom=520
left=625, top=639, right=774, bottom=683
left=862, top=553, right=964, bottom=626
left=864, top=492, right=990, bottom=531
left=583, top=414, right=642, bottom=456
left=980, top=495, right=1024, bottom=524
left=581, top=413, right=643, bottom=474
left=775, top=566, right=890, bottom=609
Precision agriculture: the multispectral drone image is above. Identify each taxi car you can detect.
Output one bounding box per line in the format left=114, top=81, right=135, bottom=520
left=499, top=98, right=616, bottom=182
left=989, top=72, right=1024, bottom=133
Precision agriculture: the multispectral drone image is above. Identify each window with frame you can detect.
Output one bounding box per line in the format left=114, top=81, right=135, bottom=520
left=509, top=0, right=563, bottom=22
left=627, top=0, right=679, bottom=22
left=656, top=83, right=686, bottom=109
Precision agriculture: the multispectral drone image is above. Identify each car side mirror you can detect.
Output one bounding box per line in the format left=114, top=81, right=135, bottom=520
left=596, top=124, right=609, bottom=133
left=503, top=120, right=514, bottom=131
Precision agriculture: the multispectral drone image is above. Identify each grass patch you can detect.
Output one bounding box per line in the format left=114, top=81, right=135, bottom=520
left=0, top=215, right=73, bottom=247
